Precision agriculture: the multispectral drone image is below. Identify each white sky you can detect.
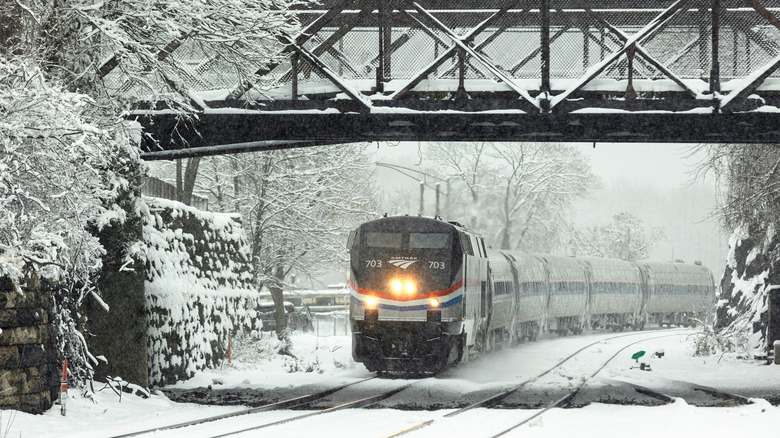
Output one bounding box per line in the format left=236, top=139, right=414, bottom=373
left=371, top=141, right=727, bottom=276
left=573, top=143, right=726, bottom=274
left=582, top=142, right=702, bottom=188
left=372, top=141, right=707, bottom=190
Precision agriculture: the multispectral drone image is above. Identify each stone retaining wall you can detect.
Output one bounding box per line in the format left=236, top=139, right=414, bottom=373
left=0, top=276, right=59, bottom=414
left=144, top=197, right=262, bottom=386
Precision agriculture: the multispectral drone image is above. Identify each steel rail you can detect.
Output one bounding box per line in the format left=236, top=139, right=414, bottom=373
left=210, top=381, right=418, bottom=438
left=109, top=377, right=376, bottom=438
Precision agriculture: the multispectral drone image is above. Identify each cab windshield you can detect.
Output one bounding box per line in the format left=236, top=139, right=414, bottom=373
left=409, top=233, right=449, bottom=249
left=365, top=232, right=402, bottom=248
left=363, top=232, right=449, bottom=250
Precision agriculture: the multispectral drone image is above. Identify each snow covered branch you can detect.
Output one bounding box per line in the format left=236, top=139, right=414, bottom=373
left=425, top=142, right=596, bottom=252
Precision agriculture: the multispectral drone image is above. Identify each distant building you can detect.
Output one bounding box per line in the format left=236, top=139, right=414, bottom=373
left=142, top=176, right=209, bottom=211
left=258, top=287, right=349, bottom=313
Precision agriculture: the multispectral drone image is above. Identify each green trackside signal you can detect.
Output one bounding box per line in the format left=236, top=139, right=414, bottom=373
left=632, top=350, right=646, bottom=361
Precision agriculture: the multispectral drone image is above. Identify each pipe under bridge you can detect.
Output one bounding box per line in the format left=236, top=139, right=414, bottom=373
left=124, top=0, right=780, bottom=159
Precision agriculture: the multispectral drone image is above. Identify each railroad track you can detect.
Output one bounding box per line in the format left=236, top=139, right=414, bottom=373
left=208, top=381, right=415, bottom=438
left=382, top=329, right=693, bottom=438
left=110, top=376, right=396, bottom=437
left=113, top=328, right=745, bottom=438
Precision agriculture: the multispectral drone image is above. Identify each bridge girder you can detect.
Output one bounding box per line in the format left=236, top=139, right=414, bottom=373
left=118, top=0, right=780, bottom=158
left=135, top=111, right=780, bottom=160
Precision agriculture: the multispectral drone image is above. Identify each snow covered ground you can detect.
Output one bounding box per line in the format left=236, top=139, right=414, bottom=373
left=4, top=330, right=780, bottom=438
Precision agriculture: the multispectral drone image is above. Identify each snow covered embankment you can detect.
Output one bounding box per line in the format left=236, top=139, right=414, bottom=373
left=143, top=197, right=261, bottom=386
left=716, top=224, right=780, bottom=357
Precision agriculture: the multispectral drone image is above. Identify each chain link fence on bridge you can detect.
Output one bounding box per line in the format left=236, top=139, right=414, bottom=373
left=101, top=1, right=780, bottom=97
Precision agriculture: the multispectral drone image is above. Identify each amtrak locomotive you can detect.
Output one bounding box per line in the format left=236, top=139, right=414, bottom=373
left=347, top=215, right=716, bottom=375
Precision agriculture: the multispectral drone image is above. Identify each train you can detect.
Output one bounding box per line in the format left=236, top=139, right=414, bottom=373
left=347, top=215, right=716, bottom=375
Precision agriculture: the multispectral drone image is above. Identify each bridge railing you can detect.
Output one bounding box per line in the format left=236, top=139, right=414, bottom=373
left=107, top=1, right=780, bottom=104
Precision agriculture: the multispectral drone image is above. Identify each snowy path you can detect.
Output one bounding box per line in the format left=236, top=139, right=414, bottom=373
left=4, top=329, right=780, bottom=437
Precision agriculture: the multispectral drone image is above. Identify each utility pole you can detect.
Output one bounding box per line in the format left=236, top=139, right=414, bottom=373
left=435, top=183, right=441, bottom=218
left=375, top=162, right=452, bottom=219
left=418, top=182, right=425, bottom=215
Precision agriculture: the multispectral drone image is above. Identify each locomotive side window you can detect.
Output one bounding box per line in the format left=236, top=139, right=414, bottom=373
left=471, top=236, right=483, bottom=257
left=365, top=232, right=402, bottom=248
left=409, top=233, right=449, bottom=249
left=459, top=232, right=474, bottom=255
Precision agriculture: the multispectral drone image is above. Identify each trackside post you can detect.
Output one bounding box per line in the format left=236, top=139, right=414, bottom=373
left=775, top=341, right=780, bottom=365
left=59, top=359, right=68, bottom=415
left=769, top=288, right=780, bottom=364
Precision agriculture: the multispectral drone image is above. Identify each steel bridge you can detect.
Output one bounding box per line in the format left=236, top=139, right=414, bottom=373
left=122, top=0, right=780, bottom=159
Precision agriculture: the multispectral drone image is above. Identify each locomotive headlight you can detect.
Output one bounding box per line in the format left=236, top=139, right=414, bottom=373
left=429, top=298, right=440, bottom=307
left=365, top=296, right=377, bottom=307
left=391, top=280, right=403, bottom=293
left=404, top=281, right=416, bottom=293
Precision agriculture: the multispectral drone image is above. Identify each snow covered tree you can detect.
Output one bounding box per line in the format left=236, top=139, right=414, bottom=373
left=425, top=142, right=495, bottom=229
left=1, top=0, right=305, bottom=385
left=487, top=142, right=595, bottom=251
left=567, top=212, right=666, bottom=261
left=0, top=57, right=144, bottom=385
left=426, top=142, right=595, bottom=252
left=242, top=145, right=379, bottom=340
left=2, top=0, right=301, bottom=111
left=175, top=157, right=202, bottom=206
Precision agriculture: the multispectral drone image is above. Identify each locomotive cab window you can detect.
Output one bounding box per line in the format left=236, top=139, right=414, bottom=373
left=365, top=232, right=402, bottom=248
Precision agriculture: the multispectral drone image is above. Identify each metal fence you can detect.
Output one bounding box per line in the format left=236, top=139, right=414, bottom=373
left=310, top=311, right=351, bottom=337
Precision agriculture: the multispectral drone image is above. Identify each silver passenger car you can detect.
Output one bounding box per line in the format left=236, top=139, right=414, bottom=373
left=537, top=254, right=588, bottom=334
left=581, top=257, right=643, bottom=328
left=637, top=261, right=716, bottom=325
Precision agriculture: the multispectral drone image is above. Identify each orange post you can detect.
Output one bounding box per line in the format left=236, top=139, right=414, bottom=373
left=60, top=359, right=68, bottom=416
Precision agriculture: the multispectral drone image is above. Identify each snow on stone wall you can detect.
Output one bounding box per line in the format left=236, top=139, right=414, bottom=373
left=716, top=224, right=780, bottom=356
left=143, top=197, right=262, bottom=386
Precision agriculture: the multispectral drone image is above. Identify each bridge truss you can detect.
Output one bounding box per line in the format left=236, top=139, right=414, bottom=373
left=124, top=0, right=780, bottom=158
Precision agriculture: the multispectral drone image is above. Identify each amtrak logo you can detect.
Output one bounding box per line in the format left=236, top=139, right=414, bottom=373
left=388, top=258, right=418, bottom=269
